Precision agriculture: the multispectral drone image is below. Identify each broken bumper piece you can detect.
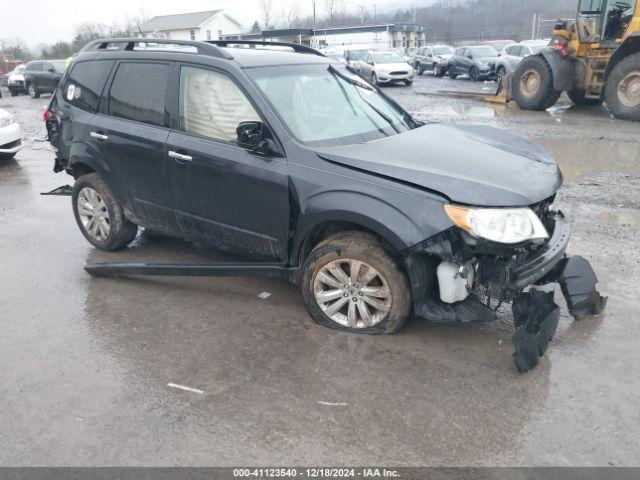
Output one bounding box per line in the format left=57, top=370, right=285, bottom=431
left=558, top=255, right=607, bottom=320
left=511, top=255, right=607, bottom=372
left=512, top=290, right=560, bottom=373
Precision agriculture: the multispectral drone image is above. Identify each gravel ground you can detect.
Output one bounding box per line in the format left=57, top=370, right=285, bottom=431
left=0, top=74, right=639, bottom=467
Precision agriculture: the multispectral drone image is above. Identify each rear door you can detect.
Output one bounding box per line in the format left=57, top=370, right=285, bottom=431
left=89, top=61, right=174, bottom=225
left=165, top=64, right=290, bottom=260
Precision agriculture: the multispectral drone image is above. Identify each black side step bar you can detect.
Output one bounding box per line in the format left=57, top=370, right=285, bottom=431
left=85, top=262, right=297, bottom=281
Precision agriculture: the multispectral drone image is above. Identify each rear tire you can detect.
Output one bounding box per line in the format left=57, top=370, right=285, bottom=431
left=28, top=82, right=40, bottom=99
left=513, top=55, right=561, bottom=111
left=72, top=173, right=138, bottom=251
left=416, top=63, right=424, bottom=75
left=0, top=153, right=16, bottom=160
left=404, top=80, right=413, bottom=86
left=497, top=66, right=507, bottom=81
left=9, top=88, right=17, bottom=97
left=604, top=52, right=640, bottom=121
left=300, top=232, right=411, bottom=335
left=568, top=88, right=602, bottom=106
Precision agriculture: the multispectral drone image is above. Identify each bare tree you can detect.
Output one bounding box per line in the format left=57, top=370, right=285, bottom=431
left=283, top=0, right=302, bottom=28
left=257, top=0, right=274, bottom=29
left=324, top=0, right=344, bottom=26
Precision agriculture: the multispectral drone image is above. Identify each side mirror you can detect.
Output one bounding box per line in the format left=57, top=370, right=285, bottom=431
left=237, top=121, right=264, bottom=149
left=48, top=67, right=55, bottom=73
left=367, top=60, right=374, bottom=65
left=236, top=121, right=280, bottom=157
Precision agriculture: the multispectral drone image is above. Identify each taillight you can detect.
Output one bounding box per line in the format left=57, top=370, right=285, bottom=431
left=554, top=39, right=570, bottom=58
left=43, top=110, right=50, bottom=122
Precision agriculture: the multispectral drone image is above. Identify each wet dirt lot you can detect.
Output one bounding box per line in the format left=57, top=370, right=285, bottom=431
left=1, top=74, right=639, bottom=467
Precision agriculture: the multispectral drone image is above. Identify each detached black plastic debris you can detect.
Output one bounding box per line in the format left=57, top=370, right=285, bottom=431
left=512, top=290, right=560, bottom=373
left=559, top=256, right=608, bottom=320
left=41, top=185, right=73, bottom=196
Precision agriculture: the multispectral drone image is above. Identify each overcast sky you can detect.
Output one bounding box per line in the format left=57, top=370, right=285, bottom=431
left=3, top=0, right=417, bottom=47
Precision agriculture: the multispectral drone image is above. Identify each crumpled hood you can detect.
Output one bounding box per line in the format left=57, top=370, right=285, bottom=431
left=315, top=124, right=562, bottom=207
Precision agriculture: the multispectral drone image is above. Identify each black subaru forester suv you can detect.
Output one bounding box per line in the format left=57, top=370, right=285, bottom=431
left=46, top=39, right=606, bottom=372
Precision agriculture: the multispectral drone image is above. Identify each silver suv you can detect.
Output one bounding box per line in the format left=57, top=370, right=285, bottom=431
left=495, top=41, right=548, bottom=79
left=413, top=45, right=454, bottom=77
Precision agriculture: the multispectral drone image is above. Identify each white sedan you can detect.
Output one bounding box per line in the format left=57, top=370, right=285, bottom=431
left=0, top=108, right=22, bottom=159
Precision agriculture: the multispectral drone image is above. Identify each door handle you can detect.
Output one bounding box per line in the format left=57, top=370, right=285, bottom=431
left=168, top=151, right=193, bottom=163
left=90, top=132, right=108, bottom=141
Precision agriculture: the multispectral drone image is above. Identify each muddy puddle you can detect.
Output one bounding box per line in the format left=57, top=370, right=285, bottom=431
left=535, top=138, right=640, bottom=183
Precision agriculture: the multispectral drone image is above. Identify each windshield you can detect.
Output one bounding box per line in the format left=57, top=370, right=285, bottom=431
left=374, top=52, right=404, bottom=64
left=471, top=46, right=499, bottom=57
left=248, top=64, right=414, bottom=147
left=51, top=60, right=66, bottom=72
left=433, top=47, right=453, bottom=55
left=13, top=67, right=25, bottom=74
left=347, top=50, right=367, bottom=61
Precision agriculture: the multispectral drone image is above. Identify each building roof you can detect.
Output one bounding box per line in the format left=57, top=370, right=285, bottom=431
left=140, top=10, right=240, bottom=33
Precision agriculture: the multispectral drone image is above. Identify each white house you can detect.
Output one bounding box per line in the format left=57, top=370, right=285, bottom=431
left=139, top=10, right=242, bottom=42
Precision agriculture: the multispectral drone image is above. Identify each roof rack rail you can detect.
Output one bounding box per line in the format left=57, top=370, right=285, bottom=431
left=80, top=38, right=234, bottom=60
left=206, top=40, right=325, bottom=57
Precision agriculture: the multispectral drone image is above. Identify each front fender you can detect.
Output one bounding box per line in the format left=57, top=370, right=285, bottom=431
left=538, top=48, right=575, bottom=92
left=293, top=190, right=437, bottom=260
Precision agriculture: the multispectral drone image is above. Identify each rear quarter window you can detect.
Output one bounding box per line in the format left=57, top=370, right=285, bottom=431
left=108, top=62, right=169, bottom=127
left=63, top=60, right=114, bottom=113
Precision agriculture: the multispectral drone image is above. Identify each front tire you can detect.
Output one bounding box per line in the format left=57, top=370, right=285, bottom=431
left=604, top=52, right=640, bottom=121
left=28, top=82, right=40, bottom=99
left=301, top=232, right=411, bottom=335
left=497, top=66, right=507, bottom=81
left=469, top=66, right=479, bottom=82
left=513, top=55, right=560, bottom=110
left=72, top=173, right=138, bottom=251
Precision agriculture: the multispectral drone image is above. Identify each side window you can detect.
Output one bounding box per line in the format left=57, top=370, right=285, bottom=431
left=511, top=46, right=523, bottom=57
left=108, top=62, right=169, bottom=127
left=425, top=48, right=432, bottom=56
left=32, top=63, right=42, bottom=72
left=179, top=67, right=260, bottom=143
left=63, top=60, right=114, bottom=113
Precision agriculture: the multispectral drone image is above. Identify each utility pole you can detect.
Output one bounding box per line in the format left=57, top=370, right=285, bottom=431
left=374, top=4, right=377, bottom=45
left=312, top=0, right=316, bottom=47
left=531, top=13, right=538, bottom=40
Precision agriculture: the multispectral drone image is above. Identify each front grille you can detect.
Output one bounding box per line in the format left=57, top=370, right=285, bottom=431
left=0, top=139, right=21, bottom=149
left=390, top=71, right=409, bottom=75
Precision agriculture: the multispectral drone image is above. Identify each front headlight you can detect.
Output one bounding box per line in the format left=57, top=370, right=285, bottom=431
left=444, top=205, right=549, bottom=244
left=0, top=115, right=15, bottom=128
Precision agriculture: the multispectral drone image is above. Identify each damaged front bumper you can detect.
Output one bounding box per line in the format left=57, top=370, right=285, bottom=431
left=405, top=211, right=607, bottom=372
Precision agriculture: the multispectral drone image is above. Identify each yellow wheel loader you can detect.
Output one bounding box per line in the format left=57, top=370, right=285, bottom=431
left=513, top=0, right=640, bottom=120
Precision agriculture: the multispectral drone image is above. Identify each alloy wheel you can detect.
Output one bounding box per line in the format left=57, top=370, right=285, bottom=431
left=313, top=258, right=392, bottom=328
left=77, top=187, right=111, bottom=241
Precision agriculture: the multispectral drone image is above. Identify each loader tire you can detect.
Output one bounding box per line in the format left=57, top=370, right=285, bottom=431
left=513, top=55, right=561, bottom=111
left=604, top=52, right=640, bottom=121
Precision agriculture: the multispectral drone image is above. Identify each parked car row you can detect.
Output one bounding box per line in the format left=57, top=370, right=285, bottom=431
left=411, top=40, right=550, bottom=82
